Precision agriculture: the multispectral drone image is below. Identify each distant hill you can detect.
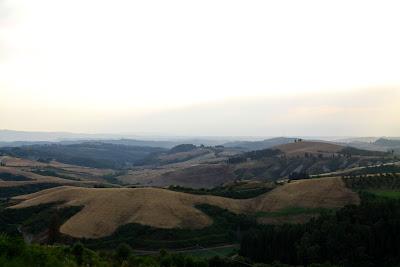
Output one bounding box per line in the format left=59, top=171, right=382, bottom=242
left=1, top=140, right=394, bottom=188
left=274, top=141, right=343, bottom=156
left=374, top=138, right=400, bottom=147
left=0, top=143, right=167, bottom=169
left=168, top=144, right=197, bottom=154
left=91, top=139, right=179, bottom=149
left=342, top=138, right=400, bottom=154
left=118, top=141, right=393, bottom=188
left=223, top=137, right=296, bottom=151
left=0, top=129, right=234, bottom=147
left=334, top=137, right=380, bottom=143
left=224, top=141, right=392, bottom=181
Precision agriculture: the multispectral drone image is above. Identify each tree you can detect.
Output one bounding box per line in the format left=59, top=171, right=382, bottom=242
left=116, top=243, right=132, bottom=261
left=48, top=210, right=61, bottom=244
left=71, top=242, right=85, bottom=265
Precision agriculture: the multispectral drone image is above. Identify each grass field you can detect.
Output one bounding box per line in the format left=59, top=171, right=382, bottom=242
left=254, top=206, right=333, bottom=218
left=368, top=190, right=400, bottom=199
left=179, top=245, right=238, bottom=258
left=254, top=206, right=335, bottom=225
left=275, top=141, right=343, bottom=156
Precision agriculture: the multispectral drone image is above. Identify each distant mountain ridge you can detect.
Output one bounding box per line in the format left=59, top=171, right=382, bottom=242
left=0, top=130, right=243, bottom=148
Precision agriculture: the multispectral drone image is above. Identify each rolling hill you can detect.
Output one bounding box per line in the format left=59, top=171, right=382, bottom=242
left=0, top=156, right=121, bottom=199
left=10, top=177, right=358, bottom=239
left=116, top=141, right=393, bottom=188
left=1, top=141, right=394, bottom=190
left=274, top=141, right=343, bottom=156
left=222, top=137, right=296, bottom=151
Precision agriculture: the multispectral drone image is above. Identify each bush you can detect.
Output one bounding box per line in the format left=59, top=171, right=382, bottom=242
left=116, top=243, right=132, bottom=261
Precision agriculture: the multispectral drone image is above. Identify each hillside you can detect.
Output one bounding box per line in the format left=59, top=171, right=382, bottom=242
left=274, top=141, right=343, bottom=156
left=0, top=156, right=121, bottom=199
left=0, top=166, right=96, bottom=188
left=116, top=141, right=393, bottom=187
left=1, top=141, right=393, bottom=190
left=0, top=155, right=113, bottom=176
left=0, top=142, right=241, bottom=169
left=117, top=163, right=236, bottom=188
left=0, top=142, right=167, bottom=169
left=223, top=137, right=296, bottom=151
left=9, top=177, right=358, bottom=239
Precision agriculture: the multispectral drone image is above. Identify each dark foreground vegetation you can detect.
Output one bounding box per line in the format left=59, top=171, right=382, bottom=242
left=0, top=202, right=82, bottom=239
left=240, top=192, right=400, bottom=267
left=344, top=165, right=400, bottom=176
left=0, top=233, right=342, bottom=267
left=0, top=201, right=255, bottom=250
left=168, top=185, right=273, bottom=199
left=1, top=192, right=400, bottom=266
left=343, top=173, right=400, bottom=190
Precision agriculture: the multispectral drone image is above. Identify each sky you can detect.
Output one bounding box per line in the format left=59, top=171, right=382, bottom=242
left=0, top=0, right=399, bottom=136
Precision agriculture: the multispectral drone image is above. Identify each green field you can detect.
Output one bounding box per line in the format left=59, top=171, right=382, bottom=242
left=179, top=245, right=238, bottom=258
left=254, top=206, right=333, bottom=218
left=368, top=190, right=400, bottom=199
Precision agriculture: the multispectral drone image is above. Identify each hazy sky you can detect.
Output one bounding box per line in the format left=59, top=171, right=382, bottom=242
left=1, top=0, right=399, bottom=136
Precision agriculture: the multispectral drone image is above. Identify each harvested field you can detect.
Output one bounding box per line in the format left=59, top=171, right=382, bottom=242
left=47, top=161, right=114, bottom=176
left=275, top=141, right=343, bottom=156
left=157, top=148, right=211, bottom=164
left=0, top=156, right=116, bottom=188
left=10, top=177, right=359, bottom=238
left=118, top=164, right=235, bottom=188
left=0, top=156, right=47, bottom=167
left=0, top=166, right=76, bottom=187
left=250, top=177, right=359, bottom=211
left=0, top=156, right=114, bottom=176
left=0, top=166, right=105, bottom=188
left=11, top=186, right=244, bottom=238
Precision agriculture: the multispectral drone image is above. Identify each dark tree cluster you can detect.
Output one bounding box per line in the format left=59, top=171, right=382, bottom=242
left=343, top=173, right=400, bottom=190
left=340, top=147, right=389, bottom=157
left=228, top=149, right=282, bottom=164
left=168, top=144, right=197, bottom=154
left=240, top=193, right=400, bottom=267
left=168, top=185, right=272, bottom=199
left=288, top=172, right=310, bottom=180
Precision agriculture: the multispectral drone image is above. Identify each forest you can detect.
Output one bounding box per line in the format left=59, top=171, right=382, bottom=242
left=240, top=192, right=400, bottom=267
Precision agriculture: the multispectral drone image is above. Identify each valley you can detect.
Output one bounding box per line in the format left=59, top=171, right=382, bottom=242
left=1, top=137, right=399, bottom=266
